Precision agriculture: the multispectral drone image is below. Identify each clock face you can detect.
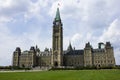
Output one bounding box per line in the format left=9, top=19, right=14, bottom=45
left=56, top=22, right=59, bottom=25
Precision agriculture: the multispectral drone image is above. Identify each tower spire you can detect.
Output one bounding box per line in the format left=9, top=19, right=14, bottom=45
left=67, top=42, right=73, bottom=51
left=55, top=8, right=61, bottom=21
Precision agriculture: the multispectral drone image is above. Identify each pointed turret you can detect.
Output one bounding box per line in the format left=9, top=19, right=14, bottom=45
left=67, top=42, right=73, bottom=52
left=53, top=8, right=62, bottom=26
left=55, top=8, right=61, bottom=21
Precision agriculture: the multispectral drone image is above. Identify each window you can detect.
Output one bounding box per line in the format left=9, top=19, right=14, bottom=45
left=104, top=61, right=106, bottom=63
left=98, top=61, right=100, bottom=63
left=111, top=61, right=112, bottom=63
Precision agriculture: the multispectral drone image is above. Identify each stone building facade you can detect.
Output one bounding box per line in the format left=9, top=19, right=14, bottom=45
left=13, top=47, right=37, bottom=68
left=12, top=8, right=115, bottom=68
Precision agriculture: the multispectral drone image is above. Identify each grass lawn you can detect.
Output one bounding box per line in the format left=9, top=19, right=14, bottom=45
left=0, top=69, right=120, bottom=80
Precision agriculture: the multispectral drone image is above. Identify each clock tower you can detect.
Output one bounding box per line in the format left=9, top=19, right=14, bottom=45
left=51, top=8, right=63, bottom=67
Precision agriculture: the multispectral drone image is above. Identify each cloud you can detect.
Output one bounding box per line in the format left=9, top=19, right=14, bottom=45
left=71, top=33, right=82, bottom=43
left=0, top=0, right=30, bottom=23
left=100, top=19, right=120, bottom=42
left=0, top=0, right=51, bottom=23
left=0, top=25, right=16, bottom=66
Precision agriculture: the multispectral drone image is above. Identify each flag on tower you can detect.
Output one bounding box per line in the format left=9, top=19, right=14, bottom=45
left=58, top=3, right=60, bottom=6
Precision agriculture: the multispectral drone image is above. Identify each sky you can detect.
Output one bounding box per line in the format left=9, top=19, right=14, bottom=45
left=0, top=0, right=120, bottom=66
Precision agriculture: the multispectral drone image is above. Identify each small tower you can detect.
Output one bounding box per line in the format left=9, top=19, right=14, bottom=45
left=13, top=47, right=21, bottom=67
left=29, top=46, right=37, bottom=67
left=84, top=42, right=93, bottom=67
left=105, top=42, right=115, bottom=67
left=51, top=8, right=63, bottom=67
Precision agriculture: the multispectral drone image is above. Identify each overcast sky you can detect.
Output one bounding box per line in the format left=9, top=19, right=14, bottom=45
left=0, top=0, right=120, bottom=66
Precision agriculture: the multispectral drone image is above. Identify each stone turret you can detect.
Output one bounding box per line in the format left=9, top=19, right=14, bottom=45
left=52, top=7, right=63, bottom=67
left=84, top=42, right=93, bottom=67
left=105, top=42, right=115, bottom=67
left=29, top=46, right=37, bottom=67
left=13, top=47, right=21, bottom=66
left=105, top=42, right=111, bottom=48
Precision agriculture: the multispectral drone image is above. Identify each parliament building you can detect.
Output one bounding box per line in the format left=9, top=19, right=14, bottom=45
left=12, top=8, right=115, bottom=68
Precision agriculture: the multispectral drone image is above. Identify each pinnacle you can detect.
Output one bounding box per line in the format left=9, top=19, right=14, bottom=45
left=55, top=8, right=61, bottom=21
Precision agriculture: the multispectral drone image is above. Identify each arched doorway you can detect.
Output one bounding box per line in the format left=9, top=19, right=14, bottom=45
left=96, top=64, right=101, bottom=69
left=54, top=61, right=58, bottom=67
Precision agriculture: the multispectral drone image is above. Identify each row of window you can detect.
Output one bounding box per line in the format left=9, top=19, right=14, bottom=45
left=93, top=50, right=105, bottom=53
left=20, top=62, right=33, bottom=64
left=94, top=57, right=106, bottom=59
left=66, top=56, right=83, bottom=58
left=67, top=62, right=82, bottom=65
left=67, top=59, right=83, bottom=62
left=85, top=61, right=91, bottom=64
left=95, top=60, right=113, bottom=64
left=85, top=60, right=114, bottom=64
left=14, top=59, right=33, bottom=62
left=20, top=64, right=33, bottom=67
left=39, top=62, right=51, bottom=66
left=38, top=54, right=51, bottom=56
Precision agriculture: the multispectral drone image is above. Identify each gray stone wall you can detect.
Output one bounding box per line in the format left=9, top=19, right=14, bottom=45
left=37, top=52, right=51, bottom=67
left=19, top=51, right=34, bottom=68
left=64, top=55, right=84, bottom=66
left=93, top=50, right=107, bottom=67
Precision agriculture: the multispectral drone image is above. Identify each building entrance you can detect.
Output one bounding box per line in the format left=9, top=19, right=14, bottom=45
left=54, top=61, right=58, bottom=67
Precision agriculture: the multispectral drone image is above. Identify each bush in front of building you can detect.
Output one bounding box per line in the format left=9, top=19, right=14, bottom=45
left=49, top=65, right=120, bottom=70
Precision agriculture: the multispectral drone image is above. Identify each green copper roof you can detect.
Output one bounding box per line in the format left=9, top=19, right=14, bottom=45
left=55, top=8, right=61, bottom=21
